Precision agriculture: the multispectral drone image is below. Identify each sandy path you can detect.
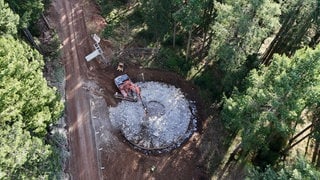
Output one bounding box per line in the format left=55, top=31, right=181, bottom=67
left=51, top=0, right=100, bottom=179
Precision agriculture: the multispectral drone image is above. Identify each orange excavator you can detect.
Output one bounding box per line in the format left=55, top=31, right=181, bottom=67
left=114, top=74, right=141, bottom=102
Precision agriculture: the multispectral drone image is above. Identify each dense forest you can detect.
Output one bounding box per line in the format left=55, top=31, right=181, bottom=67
left=1, top=0, right=319, bottom=179
left=0, top=0, right=64, bottom=179
left=98, top=0, right=320, bottom=178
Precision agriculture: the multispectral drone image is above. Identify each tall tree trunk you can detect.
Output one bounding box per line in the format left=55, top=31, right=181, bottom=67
left=283, top=15, right=313, bottom=57
left=312, top=139, right=319, bottom=164
left=317, top=148, right=320, bottom=168
left=284, top=121, right=318, bottom=154
left=261, top=0, right=304, bottom=65
left=22, top=28, right=43, bottom=54
left=186, top=29, right=192, bottom=61
left=201, top=0, right=214, bottom=56
left=283, top=132, right=313, bottom=153
left=173, top=22, right=177, bottom=48
left=310, top=0, right=320, bottom=48
left=288, top=123, right=313, bottom=145
left=304, top=130, right=311, bottom=157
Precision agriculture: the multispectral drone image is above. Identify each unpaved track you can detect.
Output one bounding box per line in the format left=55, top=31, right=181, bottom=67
left=51, top=0, right=100, bottom=179
left=49, top=0, right=213, bottom=179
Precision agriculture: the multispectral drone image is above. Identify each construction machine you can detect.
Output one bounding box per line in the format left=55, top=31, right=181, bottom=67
left=114, top=74, right=141, bottom=102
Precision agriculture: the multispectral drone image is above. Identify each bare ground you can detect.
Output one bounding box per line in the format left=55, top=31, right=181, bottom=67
left=47, top=0, right=227, bottom=179
left=46, top=1, right=320, bottom=179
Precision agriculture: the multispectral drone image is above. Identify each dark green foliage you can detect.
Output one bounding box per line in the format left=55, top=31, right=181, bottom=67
left=99, top=2, right=142, bottom=39
left=95, top=0, right=320, bottom=175
left=262, top=0, right=319, bottom=64
left=127, top=7, right=145, bottom=27
left=136, top=30, right=157, bottom=43
left=194, top=68, right=222, bottom=101
left=210, top=0, right=281, bottom=95
left=43, top=0, right=52, bottom=8
left=5, top=0, right=44, bottom=28
left=162, top=34, right=184, bottom=47
left=222, top=45, right=320, bottom=165
left=248, top=156, right=320, bottom=179
left=102, top=24, right=115, bottom=38
left=101, top=7, right=122, bottom=38
left=40, top=31, right=61, bottom=59
left=96, top=0, right=127, bottom=17
left=172, top=0, right=203, bottom=31
left=156, top=47, right=192, bottom=76
left=141, top=0, right=173, bottom=41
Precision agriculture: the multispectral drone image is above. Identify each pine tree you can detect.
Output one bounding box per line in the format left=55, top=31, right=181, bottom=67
left=222, top=45, right=320, bottom=164
left=262, top=0, right=319, bottom=64
left=172, top=0, right=204, bottom=60
left=0, top=35, right=63, bottom=178
left=5, top=0, right=44, bottom=28
left=248, top=156, right=320, bottom=179
left=209, top=0, right=281, bottom=94
left=0, top=0, right=19, bottom=35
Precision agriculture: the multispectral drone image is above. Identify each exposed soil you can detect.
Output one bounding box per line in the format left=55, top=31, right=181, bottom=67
left=89, top=64, right=208, bottom=179
left=45, top=1, right=319, bottom=179
left=47, top=0, right=210, bottom=179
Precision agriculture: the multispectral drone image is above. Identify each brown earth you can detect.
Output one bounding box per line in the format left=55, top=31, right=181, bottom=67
left=47, top=0, right=213, bottom=179
left=89, top=64, right=208, bottom=179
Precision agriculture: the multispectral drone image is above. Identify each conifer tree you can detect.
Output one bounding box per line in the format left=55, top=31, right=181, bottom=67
left=209, top=0, right=281, bottom=94
left=222, top=45, right=320, bottom=164
left=0, top=35, right=63, bottom=178
left=0, top=0, right=19, bottom=35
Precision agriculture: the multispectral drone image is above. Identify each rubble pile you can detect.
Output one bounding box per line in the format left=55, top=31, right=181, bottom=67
left=109, top=81, right=197, bottom=152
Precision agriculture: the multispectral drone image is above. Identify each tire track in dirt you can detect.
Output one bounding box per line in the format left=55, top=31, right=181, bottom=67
left=52, top=0, right=100, bottom=179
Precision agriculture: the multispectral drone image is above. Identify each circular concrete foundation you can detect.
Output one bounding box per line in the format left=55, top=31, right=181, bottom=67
left=109, top=81, right=197, bottom=153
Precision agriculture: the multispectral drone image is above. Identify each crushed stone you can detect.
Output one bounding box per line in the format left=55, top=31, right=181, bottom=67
left=109, top=81, right=197, bottom=151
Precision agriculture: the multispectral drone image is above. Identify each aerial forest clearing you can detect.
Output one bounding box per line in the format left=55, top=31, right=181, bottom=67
left=0, top=0, right=319, bottom=179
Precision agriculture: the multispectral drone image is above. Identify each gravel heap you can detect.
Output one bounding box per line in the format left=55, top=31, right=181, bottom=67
left=109, top=81, right=197, bottom=152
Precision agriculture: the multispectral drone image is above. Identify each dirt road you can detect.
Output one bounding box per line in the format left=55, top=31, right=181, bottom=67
left=50, top=0, right=100, bottom=179
left=48, top=0, right=212, bottom=179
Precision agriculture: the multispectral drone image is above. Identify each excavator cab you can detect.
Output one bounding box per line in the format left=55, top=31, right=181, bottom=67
left=114, top=74, right=141, bottom=102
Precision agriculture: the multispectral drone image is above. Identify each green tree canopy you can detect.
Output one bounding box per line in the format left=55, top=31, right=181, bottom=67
left=0, top=35, right=63, bottom=178
left=248, top=156, right=320, bottom=179
left=140, top=0, right=173, bottom=41
left=5, top=0, right=44, bottom=28
left=0, top=36, right=63, bottom=136
left=262, top=0, right=319, bottom=64
left=0, top=0, right=19, bottom=35
left=222, top=45, right=320, bottom=162
left=172, top=0, right=203, bottom=31
left=209, top=0, right=281, bottom=93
